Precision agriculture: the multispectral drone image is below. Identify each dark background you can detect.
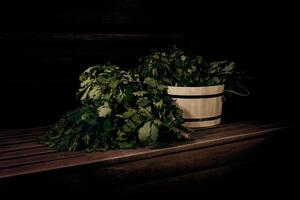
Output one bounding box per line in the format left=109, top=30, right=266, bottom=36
left=0, top=2, right=299, bottom=199
left=0, top=1, right=298, bottom=130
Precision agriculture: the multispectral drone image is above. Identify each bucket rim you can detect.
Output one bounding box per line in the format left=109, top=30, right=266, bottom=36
left=167, top=84, right=224, bottom=89
left=167, top=84, right=224, bottom=96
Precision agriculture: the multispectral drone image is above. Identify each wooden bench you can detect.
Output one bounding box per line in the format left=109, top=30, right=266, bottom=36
left=0, top=120, right=298, bottom=198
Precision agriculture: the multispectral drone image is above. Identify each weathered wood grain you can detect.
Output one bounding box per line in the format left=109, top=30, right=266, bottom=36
left=0, top=121, right=296, bottom=179
left=0, top=146, right=55, bottom=161
left=0, top=126, right=51, bottom=137
left=0, top=120, right=298, bottom=198
left=0, top=142, right=45, bottom=153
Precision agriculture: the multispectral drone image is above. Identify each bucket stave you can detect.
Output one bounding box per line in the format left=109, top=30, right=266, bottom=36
left=168, top=85, right=224, bottom=127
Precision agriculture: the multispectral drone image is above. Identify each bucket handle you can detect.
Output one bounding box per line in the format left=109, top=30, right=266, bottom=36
left=224, top=85, right=250, bottom=97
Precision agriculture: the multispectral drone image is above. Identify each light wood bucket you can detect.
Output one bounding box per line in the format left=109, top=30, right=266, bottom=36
left=168, top=85, right=224, bottom=127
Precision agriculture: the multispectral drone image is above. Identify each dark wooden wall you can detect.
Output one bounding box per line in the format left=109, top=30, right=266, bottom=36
left=0, top=1, right=298, bottom=130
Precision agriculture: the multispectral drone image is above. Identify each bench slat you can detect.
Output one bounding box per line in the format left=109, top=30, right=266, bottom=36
left=0, top=146, right=56, bottom=161
left=0, top=131, right=45, bottom=140
left=0, top=126, right=51, bottom=137
left=0, top=137, right=39, bottom=146
left=0, top=142, right=45, bottom=153
left=0, top=151, right=84, bottom=169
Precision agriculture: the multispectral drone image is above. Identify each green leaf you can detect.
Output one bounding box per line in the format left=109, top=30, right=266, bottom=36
left=86, top=118, right=98, bottom=126
left=132, top=91, right=148, bottom=97
left=146, top=106, right=152, bottom=112
left=122, top=124, right=132, bottom=133
left=138, top=121, right=159, bottom=143
left=153, top=54, right=160, bottom=59
left=153, top=119, right=162, bottom=126
left=83, top=66, right=97, bottom=74
left=212, top=76, right=220, bottom=84
left=150, top=123, right=159, bottom=142
left=143, top=77, right=157, bottom=88
left=109, top=79, right=119, bottom=89
left=116, top=92, right=124, bottom=103
left=98, top=103, right=112, bottom=118
left=152, top=68, right=158, bottom=76
left=176, top=68, right=183, bottom=74
left=80, top=77, right=92, bottom=87
left=137, top=97, right=150, bottom=107
left=131, top=113, right=143, bottom=125
left=157, top=85, right=167, bottom=91
left=138, top=107, right=151, bottom=118
left=81, top=113, right=89, bottom=121
left=191, top=65, right=197, bottom=72
left=122, top=108, right=137, bottom=119
left=138, top=121, right=151, bottom=142
left=116, top=130, right=127, bottom=141
left=102, top=93, right=113, bottom=101
left=154, top=99, right=163, bottom=109
left=83, top=134, right=91, bottom=145
left=127, top=119, right=137, bottom=130
left=68, top=141, right=78, bottom=151
left=119, top=142, right=134, bottom=149
left=88, top=86, right=102, bottom=100
left=80, top=86, right=91, bottom=101
left=80, top=110, right=97, bottom=125
left=102, top=118, right=113, bottom=132
left=223, top=62, right=236, bottom=72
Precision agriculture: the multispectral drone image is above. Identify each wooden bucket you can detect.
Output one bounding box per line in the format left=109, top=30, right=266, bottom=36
left=168, top=85, right=224, bottom=127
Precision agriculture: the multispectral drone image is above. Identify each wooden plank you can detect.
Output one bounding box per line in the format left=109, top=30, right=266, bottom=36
left=0, top=149, right=139, bottom=178
left=0, top=146, right=56, bottom=160
left=0, top=137, right=38, bottom=146
left=0, top=131, right=45, bottom=140
left=0, top=151, right=83, bottom=169
left=0, top=142, right=45, bottom=153
left=0, top=126, right=51, bottom=137
left=0, top=121, right=295, bottom=179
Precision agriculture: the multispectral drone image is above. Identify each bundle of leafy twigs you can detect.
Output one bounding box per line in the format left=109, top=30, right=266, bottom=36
left=135, top=46, right=237, bottom=87
left=40, top=64, right=186, bottom=151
